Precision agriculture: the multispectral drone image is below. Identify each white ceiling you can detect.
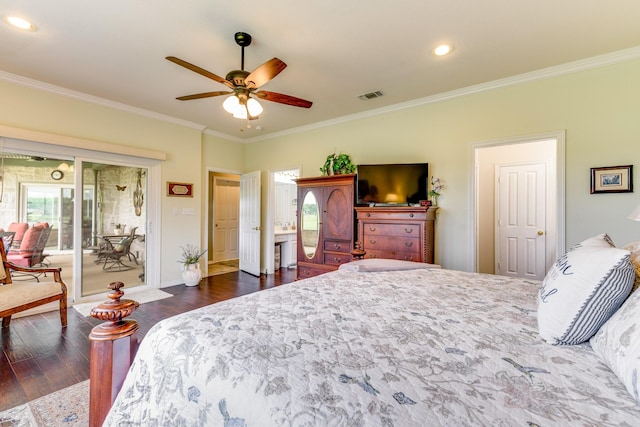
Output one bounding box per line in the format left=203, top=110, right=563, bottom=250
left=1, top=1, right=640, bottom=141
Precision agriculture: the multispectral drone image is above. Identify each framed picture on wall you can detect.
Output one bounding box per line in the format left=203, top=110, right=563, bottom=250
left=167, top=182, right=194, bottom=197
left=590, top=165, right=633, bottom=194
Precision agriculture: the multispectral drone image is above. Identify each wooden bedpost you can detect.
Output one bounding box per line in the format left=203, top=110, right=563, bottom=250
left=88, top=281, right=140, bottom=427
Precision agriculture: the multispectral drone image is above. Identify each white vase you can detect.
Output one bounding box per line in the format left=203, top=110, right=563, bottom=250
left=182, top=263, right=202, bottom=287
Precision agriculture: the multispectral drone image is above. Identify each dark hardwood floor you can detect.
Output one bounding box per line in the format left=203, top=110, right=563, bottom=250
left=0, top=268, right=297, bottom=412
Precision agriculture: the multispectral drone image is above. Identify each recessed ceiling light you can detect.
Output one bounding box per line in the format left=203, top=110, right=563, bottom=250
left=434, top=44, right=453, bottom=56
left=3, top=16, right=37, bottom=31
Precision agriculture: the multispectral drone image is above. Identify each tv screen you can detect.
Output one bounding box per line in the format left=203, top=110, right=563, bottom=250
left=357, top=163, right=429, bottom=206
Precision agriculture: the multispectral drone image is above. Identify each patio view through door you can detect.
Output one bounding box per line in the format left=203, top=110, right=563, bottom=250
left=81, top=161, right=148, bottom=297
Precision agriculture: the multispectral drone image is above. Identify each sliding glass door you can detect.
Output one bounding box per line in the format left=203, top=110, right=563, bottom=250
left=1, top=136, right=161, bottom=304
left=21, top=183, right=89, bottom=250
left=81, top=162, right=147, bottom=297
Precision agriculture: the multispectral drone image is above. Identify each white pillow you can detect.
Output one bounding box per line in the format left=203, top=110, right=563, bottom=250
left=338, top=258, right=440, bottom=272
left=591, top=288, right=640, bottom=403
left=623, top=240, right=640, bottom=293
left=537, top=234, right=634, bottom=345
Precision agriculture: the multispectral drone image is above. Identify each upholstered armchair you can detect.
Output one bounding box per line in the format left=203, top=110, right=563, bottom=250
left=0, top=240, right=67, bottom=328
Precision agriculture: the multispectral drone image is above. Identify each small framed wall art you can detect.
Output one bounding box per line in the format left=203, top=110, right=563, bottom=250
left=167, top=182, right=194, bottom=197
left=590, top=165, right=633, bottom=194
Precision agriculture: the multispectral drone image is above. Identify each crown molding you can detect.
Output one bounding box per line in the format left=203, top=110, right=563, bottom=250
left=245, top=46, right=640, bottom=143
left=0, top=70, right=207, bottom=131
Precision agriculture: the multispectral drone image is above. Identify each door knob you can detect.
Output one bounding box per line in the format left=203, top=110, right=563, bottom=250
left=537, top=230, right=544, bottom=236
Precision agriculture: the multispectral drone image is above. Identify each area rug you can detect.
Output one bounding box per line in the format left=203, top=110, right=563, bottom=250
left=0, top=380, right=89, bottom=426
left=72, top=288, right=173, bottom=317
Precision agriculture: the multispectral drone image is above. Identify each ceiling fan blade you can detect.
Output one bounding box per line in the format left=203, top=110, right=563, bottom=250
left=255, top=90, right=313, bottom=108
left=166, top=56, right=234, bottom=89
left=176, top=91, right=232, bottom=101
left=245, top=58, right=287, bottom=89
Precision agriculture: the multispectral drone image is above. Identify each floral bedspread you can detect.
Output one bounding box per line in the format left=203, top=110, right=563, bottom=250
left=104, top=268, right=640, bottom=426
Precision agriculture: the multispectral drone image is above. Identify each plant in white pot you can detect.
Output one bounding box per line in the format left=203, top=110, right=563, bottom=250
left=179, top=244, right=207, bottom=287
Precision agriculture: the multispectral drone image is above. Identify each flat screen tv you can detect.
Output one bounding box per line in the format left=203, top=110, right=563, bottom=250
left=357, top=163, right=429, bottom=206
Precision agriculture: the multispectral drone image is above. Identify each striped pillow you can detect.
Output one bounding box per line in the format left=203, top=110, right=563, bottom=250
left=537, top=234, right=634, bottom=345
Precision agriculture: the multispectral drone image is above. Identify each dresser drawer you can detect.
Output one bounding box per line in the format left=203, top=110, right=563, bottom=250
left=297, top=262, right=334, bottom=279
left=323, top=239, right=351, bottom=253
left=324, top=252, right=353, bottom=266
left=364, top=250, right=421, bottom=262
left=358, top=211, right=427, bottom=221
left=363, top=235, right=420, bottom=253
left=362, top=223, right=421, bottom=237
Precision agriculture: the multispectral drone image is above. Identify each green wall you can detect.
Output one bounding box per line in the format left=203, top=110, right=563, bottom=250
left=246, top=58, right=640, bottom=270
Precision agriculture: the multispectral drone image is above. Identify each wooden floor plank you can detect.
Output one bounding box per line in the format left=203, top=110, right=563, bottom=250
left=0, top=268, right=295, bottom=412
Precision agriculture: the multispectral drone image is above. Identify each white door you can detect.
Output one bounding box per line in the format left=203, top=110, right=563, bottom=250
left=239, top=170, right=261, bottom=276
left=496, top=163, right=546, bottom=279
left=213, top=177, right=240, bottom=262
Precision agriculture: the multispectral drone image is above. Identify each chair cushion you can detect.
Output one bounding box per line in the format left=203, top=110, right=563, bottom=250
left=6, top=253, right=32, bottom=267
left=0, top=282, right=63, bottom=312
left=114, top=237, right=131, bottom=252
left=18, top=226, right=44, bottom=253
left=8, top=222, right=29, bottom=241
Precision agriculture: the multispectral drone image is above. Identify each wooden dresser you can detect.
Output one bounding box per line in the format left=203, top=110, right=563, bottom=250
left=355, top=206, right=437, bottom=263
left=296, top=174, right=356, bottom=279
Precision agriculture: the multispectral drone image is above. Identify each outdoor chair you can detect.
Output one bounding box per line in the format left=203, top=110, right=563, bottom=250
left=7, top=224, right=53, bottom=281
left=7, top=222, right=28, bottom=248
left=101, top=226, right=138, bottom=271
left=0, top=239, right=67, bottom=328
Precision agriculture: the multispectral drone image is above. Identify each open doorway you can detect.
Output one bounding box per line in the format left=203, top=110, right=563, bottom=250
left=208, top=171, right=240, bottom=276
left=266, top=168, right=299, bottom=274
left=472, top=131, right=565, bottom=277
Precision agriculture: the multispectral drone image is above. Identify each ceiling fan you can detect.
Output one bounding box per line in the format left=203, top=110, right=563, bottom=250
left=166, top=32, right=312, bottom=120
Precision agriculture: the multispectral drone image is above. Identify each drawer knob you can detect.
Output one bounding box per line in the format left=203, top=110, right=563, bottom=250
left=409, top=213, right=414, bottom=218
left=405, top=242, right=413, bottom=247
left=369, top=226, right=377, bottom=232
left=334, top=257, right=341, bottom=262
left=403, top=256, right=414, bottom=261
left=368, top=239, right=377, bottom=244
left=366, top=213, right=371, bottom=217
left=404, top=228, right=413, bottom=233
left=334, top=243, right=341, bottom=249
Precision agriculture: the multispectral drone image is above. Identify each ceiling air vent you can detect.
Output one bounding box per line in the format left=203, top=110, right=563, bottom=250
left=358, top=91, right=384, bottom=101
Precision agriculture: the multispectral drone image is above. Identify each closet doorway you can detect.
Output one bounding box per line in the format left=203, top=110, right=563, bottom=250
left=472, top=131, right=565, bottom=276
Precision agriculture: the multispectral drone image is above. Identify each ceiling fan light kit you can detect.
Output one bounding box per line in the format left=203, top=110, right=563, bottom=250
left=223, top=94, right=263, bottom=119
left=167, top=31, right=312, bottom=122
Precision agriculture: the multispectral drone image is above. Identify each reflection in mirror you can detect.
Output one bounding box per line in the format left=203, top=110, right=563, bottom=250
left=301, top=191, right=319, bottom=259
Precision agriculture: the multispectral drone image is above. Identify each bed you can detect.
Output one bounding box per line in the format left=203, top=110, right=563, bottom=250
left=100, top=249, right=640, bottom=426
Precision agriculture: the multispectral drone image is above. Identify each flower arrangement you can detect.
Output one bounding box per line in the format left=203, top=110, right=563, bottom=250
left=178, top=244, right=207, bottom=266
left=429, top=176, right=444, bottom=205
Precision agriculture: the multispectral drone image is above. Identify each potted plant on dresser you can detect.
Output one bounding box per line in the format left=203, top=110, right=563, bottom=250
left=179, top=244, right=207, bottom=286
